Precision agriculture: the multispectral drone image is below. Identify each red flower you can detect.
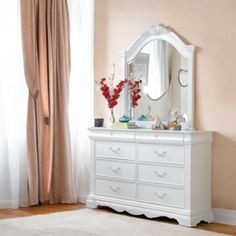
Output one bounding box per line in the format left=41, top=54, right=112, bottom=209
left=98, top=77, right=127, bottom=109
left=98, top=77, right=141, bottom=110
left=128, top=79, right=142, bottom=108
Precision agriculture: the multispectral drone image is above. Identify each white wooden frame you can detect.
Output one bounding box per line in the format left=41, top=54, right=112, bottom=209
left=119, top=25, right=196, bottom=129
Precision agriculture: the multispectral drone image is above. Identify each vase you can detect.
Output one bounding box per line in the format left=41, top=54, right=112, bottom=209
left=110, top=108, right=115, bottom=123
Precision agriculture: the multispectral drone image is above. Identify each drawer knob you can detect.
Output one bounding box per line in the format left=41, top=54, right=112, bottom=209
left=154, top=192, right=167, bottom=199
left=110, top=185, right=120, bottom=192
left=109, top=147, right=121, bottom=154
left=154, top=150, right=167, bottom=157
left=154, top=171, right=167, bottom=178
left=110, top=166, right=120, bottom=173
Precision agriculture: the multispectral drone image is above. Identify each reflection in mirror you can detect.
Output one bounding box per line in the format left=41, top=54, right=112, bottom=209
left=128, top=39, right=189, bottom=121
left=128, top=40, right=172, bottom=100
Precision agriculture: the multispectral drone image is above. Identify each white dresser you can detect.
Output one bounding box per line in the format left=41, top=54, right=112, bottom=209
left=86, top=128, right=213, bottom=227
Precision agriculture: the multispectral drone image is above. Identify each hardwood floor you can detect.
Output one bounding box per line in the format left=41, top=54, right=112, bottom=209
left=0, top=203, right=84, bottom=220
left=0, top=204, right=235, bottom=235
left=197, top=222, right=236, bottom=235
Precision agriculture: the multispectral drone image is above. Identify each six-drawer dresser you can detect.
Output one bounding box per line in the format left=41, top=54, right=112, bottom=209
left=86, top=128, right=213, bottom=227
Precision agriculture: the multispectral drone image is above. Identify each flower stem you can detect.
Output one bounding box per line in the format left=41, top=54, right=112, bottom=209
left=110, top=108, right=115, bottom=123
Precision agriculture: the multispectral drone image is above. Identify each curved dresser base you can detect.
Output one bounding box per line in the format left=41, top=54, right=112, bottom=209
left=86, top=195, right=214, bottom=227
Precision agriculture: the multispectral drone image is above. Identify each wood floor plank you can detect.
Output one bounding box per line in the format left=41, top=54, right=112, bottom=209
left=0, top=204, right=84, bottom=219
left=198, top=222, right=236, bottom=235
left=0, top=204, right=235, bottom=235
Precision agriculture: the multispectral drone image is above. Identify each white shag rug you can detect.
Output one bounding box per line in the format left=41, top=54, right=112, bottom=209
left=0, top=208, right=226, bottom=236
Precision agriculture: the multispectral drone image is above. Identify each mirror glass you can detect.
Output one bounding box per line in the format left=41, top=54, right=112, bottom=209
left=128, top=40, right=171, bottom=100
left=127, top=39, right=189, bottom=121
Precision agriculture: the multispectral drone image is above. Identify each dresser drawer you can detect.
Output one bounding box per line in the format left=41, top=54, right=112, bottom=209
left=136, top=131, right=184, bottom=142
left=95, top=141, right=135, bottom=160
left=138, top=164, right=184, bottom=186
left=95, top=159, right=135, bottom=180
left=138, top=184, right=184, bottom=208
left=95, top=179, right=136, bottom=200
left=138, top=143, right=184, bottom=165
left=89, top=129, right=135, bottom=141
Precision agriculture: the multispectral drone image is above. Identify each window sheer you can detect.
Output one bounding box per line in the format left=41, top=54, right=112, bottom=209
left=68, top=0, right=94, bottom=202
left=0, top=0, right=28, bottom=208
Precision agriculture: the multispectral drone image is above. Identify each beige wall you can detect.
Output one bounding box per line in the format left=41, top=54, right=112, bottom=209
left=94, top=0, right=236, bottom=210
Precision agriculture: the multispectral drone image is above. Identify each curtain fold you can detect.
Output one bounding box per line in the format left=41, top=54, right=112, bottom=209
left=20, top=0, right=76, bottom=205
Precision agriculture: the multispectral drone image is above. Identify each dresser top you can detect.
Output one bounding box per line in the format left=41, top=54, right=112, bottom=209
left=89, top=127, right=212, bottom=134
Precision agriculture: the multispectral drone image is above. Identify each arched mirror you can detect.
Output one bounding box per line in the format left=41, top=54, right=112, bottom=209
left=119, top=25, right=195, bottom=129
left=128, top=39, right=172, bottom=101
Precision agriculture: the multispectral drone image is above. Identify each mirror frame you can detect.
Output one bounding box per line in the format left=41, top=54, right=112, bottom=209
left=119, top=25, right=196, bottom=129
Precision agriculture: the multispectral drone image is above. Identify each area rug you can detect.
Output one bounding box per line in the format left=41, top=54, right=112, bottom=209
left=0, top=208, right=226, bottom=236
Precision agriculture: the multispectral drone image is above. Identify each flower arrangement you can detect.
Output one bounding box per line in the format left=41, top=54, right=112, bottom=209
left=128, top=79, right=142, bottom=108
left=97, top=65, right=127, bottom=123
left=99, top=78, right=127, bottom=109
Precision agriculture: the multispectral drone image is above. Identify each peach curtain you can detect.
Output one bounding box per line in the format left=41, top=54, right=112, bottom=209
left=20, top=0, right=76, bottom=205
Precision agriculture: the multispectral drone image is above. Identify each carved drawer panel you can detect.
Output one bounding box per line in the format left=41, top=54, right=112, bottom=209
left=138, top=183, right=184, bottom=208
left=95, top=159, right=135, bottom=180
left=138, top=143, right=184, bottom=165
left=95, top=179, right=136, bottom=200
left=138, top=164, right=184, bottom=186
left=95, top=141, right=135, bottom=160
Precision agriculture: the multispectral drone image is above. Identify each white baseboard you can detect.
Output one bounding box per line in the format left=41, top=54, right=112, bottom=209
left=213, top=208, right=236, bottom=225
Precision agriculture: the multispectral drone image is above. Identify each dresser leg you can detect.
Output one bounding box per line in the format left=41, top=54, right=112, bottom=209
left=86, top=195, right=97, bottom=209
left=177, top=212, right=214, bottom=227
